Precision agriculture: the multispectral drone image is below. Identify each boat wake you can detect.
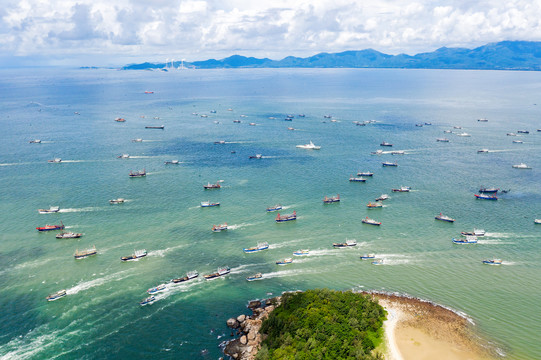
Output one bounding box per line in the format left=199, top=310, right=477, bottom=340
left=59, top=207, right=102, bottom=213
left=262, top=268, right=321, bottom=279
left=148, top=244, right=187, bottom=258
left=229, top=263, right=259, bottom=274
left=501, top=261, right=516, bottom=266
left=477, top=239, right=515, bottom=245
left=270, top=237, right=311, bottom=249
left=227, top=222, right=258, bottom=230
left=66, top=270, right=132, bottom=296
left=129, top=155, right=160, bottom=159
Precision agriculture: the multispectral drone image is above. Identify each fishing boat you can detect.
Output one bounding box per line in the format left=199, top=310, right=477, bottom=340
left=452, top=236, right=478, bottom=244
left=275, top=211, right=296, bottom=222
left=145, top=125, right=164, bottom=129
left=46, top=289, right=67, bottom=302
left=479, top=187, right=499, bottom=193
left=246, top=273, right=263, bottom=281
left=512, top=163, right=531, bottom=169
left=115, top=117, right=126, bottom=122
left=276, top=258, right=293, bottom=265
left=129, top=169, right=146, bottom=177
left=461, top=229, right=486, bottom=236
left=477, top=149, right=489, bottom=153
left=56, top=231, right=83, bottom=239
left=357, top=171, right=374, bottom=177
left=204, top=267, right=230, bottom=280
left=517, top=130, right=529, bottom=134
left=171, top=271, right=199, bottom=283
left=333, top=239, right=357, bottom=248
left=36, top=221, right=65, bottom=231
left=435, top=213, right=455, bottom=222
left=366, top=202, right=383, bottom=208
left=249, top=154, right=263, bottom=159
left=392, top=186, right=411, bottom=192
left=349, top=176, right=366, bottom=182
left=371, top=150, right=383, bottom=155
left=375, top=194, right=389, bottom=201
left=266, top=204, right=282, bottom=212
left=534, top=219, right=541, bottom=224
left=201, top=201, right=220, bottom=207
left=371, top=259, right=384, bottom=265
left=29, top=139, right=41, bottom=143
left=475, top=193, right=498, bottom=200
left=296, top=141, right=321, bottom=150
left=436, top=138, right=450, bottom=142
left=132, top=138, right=143, bottom=142
left=382, top=161, right=398, bottom=167
left=211, top=223, right=228, bottom=232
left=362, top=217, right=381, bottom=226
left=38, top=206, right=60, bottom=214
left=117, top=154, right=130, bottom=159
left=482, top=258, right=503, bottom=265
left=74, top=246, right=97, bottom=259
left=164, top=160, right=179, bottom=164
left=121, top=249, right=147, bottom=261
left=203, top=181, right=221, bottom=189
left=243, top=242, right=269, bottom=253
left=380, top=141, right=393, bottom=147
left=360, top=254, right=376, bottom=260
left=147, top=284, right=168, bottom=295
left=109, top=198, right=125, bottom=204
left=139, top=296, right=156, bottom=306
left=323, top=194, right=340, bottom=203
left=48, top=158, right=62, bottom=163
left=293, top=249, right=309, bottom=256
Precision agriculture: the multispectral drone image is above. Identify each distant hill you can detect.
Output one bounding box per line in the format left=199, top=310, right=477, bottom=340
left=121, top=41, right=541, bottom=71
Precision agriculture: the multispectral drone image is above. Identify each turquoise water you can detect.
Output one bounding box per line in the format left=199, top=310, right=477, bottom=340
left=1, top=67, right=540, bottom=359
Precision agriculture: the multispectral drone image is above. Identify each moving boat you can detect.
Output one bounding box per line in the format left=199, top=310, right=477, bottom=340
left=461, top=229, right=486, bottom=236
left=249, top=122, right=256, bottom=126
left=380, top=141, right=393, bottom=147
left=477, top=149, right=489, bottom=153
left=507, top=133, right=517, bottom=136
left=109, top=198, right=125, bottom=204
left=333, top=239, right=357, bottom=248
left=214, top=140, right=226, bottom=144
left=74, top=246, right=97, bottom=259
left=517, top=130, right=529, bottom=134
left=478, top=118, right=488, bottom=122
left=482, top=258, right=503, bottom=265
left=144, top=91, right=154, bottom=94
left=164, top=160, right=179, bottom=164
left=360, top=254, right=376, bottom=260
left=48, top=158, right=62, bottom=163
left=371, top=150, right=383, bottom=155
left=512, top=140, right=523, bottom=144
left=46, top=289, right=67, bottom=302
left=293, top=249, right=309, bottom=256
left=349, top=176, right=366, bottom=182
left=117, top=154, right=130, bottom=159
left=203, top=181, right=221, bottom=189
left=275, top=211, right=296, bottom=222
left=140, top=296, right=156, bottom=306
left=115, top=117, right=126, bottom=122
left=36, top=221, right=65, bottom=231
left=375, top=194, right=389, bottom=201
left=415, top=123, right=424, bottom=127
left=475, top=193, right=498, bottom=200
left=211, top=223, right=228, bottom=232
left=479, top=187, right=499, bottom=193
left=392, top=186, right=411, bottom=192
left=323, top=194, right=340, bottom=203
left=243, top=242, right=269, bottom=253
left=246, top=273, right=263, bottom=281
left=29, top=139, right=41, bottom=143
left=171, top=271, right=199, bottom=283
left=371, top=259, right=384, bottom=265
left=145, top=125, right=164, bottom=129
left=367, top=202, right=383, bottom=208
left=201, top=201, right=220, bottom=207
left=456, top=132, right=471, bottom=137
left=204, top=267, right=230, bottom=280
left=276, top=258, right=293, bottom=265
left=129, top=169, right=146, bottom=177
left=512, top=163, right=531, bottom=169
left=266, top=204, right=282, bottom=212
left=435, top=213, right=455, bottom=222
left=296, top=141, right=321, bottom=150
left=436, top=138, right=450, bottom=142
left=362, top=217, right=381, bottom=226
left=391, top=150, right=405, bottom=155
left=452, top=236, right=478, bottom=244
left=249, top=154, right=263, bottom=159
left=121, top=249, right=147, bottom=261
left=357, top=171, right=374, bottom=177
left=132, top=138, right=143, bottom=142
left=38, top=206, right=60, bottom=214
left=56, top=231, right=83, bottom=239
left=382, top=161, right=398, bottom=167
left=147, top=284, right=168, bottom=295
left=534, top=219, right=541, bottom=224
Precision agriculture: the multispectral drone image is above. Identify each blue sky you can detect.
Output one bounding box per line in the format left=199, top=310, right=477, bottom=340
left=2, top=0, right=541, bottom=67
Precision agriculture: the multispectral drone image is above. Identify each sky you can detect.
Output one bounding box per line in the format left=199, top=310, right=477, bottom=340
left=2, top=0, right=541, bottom=67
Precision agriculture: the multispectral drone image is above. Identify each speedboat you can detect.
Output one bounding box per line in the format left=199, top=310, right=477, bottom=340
left=477, top=149, right=489, bottom=153
left=392, top=186, right=410, bottom=192
left=380, top=141, right=393, bottom=147
left=371, top=150, right=383, bottom=155
left=479, top=187, right=499, bottom=193
left=201, top=201, right=220, bottom=207
left=246, top=273, right=263, bottom=281
left=214, top=140, right=226, bottom=144
left=276, top=258, right=293, bottom=265
left=211, top=223, right=228, bottom=232
left=482, top=259, right=503, bottom=265
left=436, top=138, right=450, bottom=142
left=452, top=236, right=478, bottom=244
left=29, top=139, right=41, bottom=143
left=360, top=254, right=376, bottom=260
left=478, top=118, right=488, bottom=122
left=38, top=206, right=60, bottom=214
left=323, top=194, right=340, bottom=203
left=132, top=138, right=143, bottom=142
left=266, top=204, right=282, bottom=212
left=74, top=246, right=97, bottom=259
left=203, top=181, right=221, bottom=189
left=517, top=130, right=529, bottom=134
left=371, top=259, right=384, bottom=265
left=375, top=194, right=389, bottom=201
left=171, top=271, right=199, bottom=283
left=349, top=176, right=366, bottom=182
left=204, top=267, right=230, bottom=280
left=456, top=132, right=471, bottom=137
left=461, top=229, right=485, bottom=236
left=145, top=125, right=164, bottom=129
left=296, top=141, right=321, bottom=150
left=140, top=296, right=156, bottom=306
left=147, top=284, right=168, bottom=295
left=164, top=160, right=180, bottom=164
left=534, top=219, right=541, bottom=224
left=287, top=127, right=295, bottom=130
left=275, top=211, right=296, bottom=222
left=115, top=117, right=126, bottom=122
left=36, top=221, right=65, bottom=231
left=46, top=289, right=67, bottom=302
left=367, top=202, right=383, bottom=208
left=56, top=231, right=83, bottom=239
left=435, top=213, right=455, bottom=222
left=243, top=242, right=269, bottom=253
left=475, top=193, right=498, bottom=200
left=293, top=249, right=309, bottom=256
left=362, top=217, right=381, bottom=226
left=391, top=151, right=405, bottom=155
left=333, top=239, right=357, bottom=248
left=512, top=163, right=531, bottom=169
left=249, top=154, right=263, bottom=159
left=129, top=169, right=146, bottom=177
left=110, top=198, right=125, bottom=204
left=48, top=158, right=62, bottom=163
left=382, top=162, right=397, bottom=167
left=117, top=154, right=130, bottom=159
left=249, top=122, right=257, bottom=126
left=512, top=140, right=523, bottom=144
left=121, top=249, right=147, bottom=261
left=357, top=171, right=373, bottom=177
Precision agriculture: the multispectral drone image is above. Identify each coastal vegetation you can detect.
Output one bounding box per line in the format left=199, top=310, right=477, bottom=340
left=256, top=289, right=386, bottom=360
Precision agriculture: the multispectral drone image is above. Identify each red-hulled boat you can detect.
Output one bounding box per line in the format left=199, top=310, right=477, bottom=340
left=36, top=221, right=65, bottom=231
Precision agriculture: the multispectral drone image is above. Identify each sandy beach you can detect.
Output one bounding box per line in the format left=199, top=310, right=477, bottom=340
left=370, top=293, right=497, bottom=360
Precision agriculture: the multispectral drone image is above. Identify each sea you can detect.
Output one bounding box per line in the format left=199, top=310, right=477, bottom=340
left=0, top=67, right=540, bottom=360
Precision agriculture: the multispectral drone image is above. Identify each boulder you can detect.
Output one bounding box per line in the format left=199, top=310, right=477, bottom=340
left=227, top=318, right=239, bottom=329
left=237, top=314, right=246, bottom=323
left=240, top=335, right=247, bottom=345
left=248, top=300, right=261, bottom=309
left=247, top=329, right=257, bottom=341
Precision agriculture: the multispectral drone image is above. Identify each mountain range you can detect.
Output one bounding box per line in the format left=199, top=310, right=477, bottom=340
left=122, top=41, right=541, bottom=71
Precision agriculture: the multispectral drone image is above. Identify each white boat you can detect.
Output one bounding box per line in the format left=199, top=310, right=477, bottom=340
left=132, top=138, right=143, bottom=142
left=249, top=154, right=263, bottom=159
left=121, top=249, right=147, bottom=261
left=201, top=201, right=220, bottom=207
left=435, top=213, right=455, bottom=222
left=456, top=132, right=471, bottom=137
left=38, top=206, right=60, bottom=214
left=391, top=150, right=404, bottom=155
left=293, top=249, right=310, bottom=256
left=371, top=150, right=383, bottom=155
left=56, top=231, right=83, bottom=239
left=507, top=133, right=517, bottom=136
left=48, top=158, right=62, bottom=163
left=109, top=198, right=125, bottom=204
left=117, top=154, right=130, bottom=159
left=29, top=139, right=42, bottom=143
left=164, top=160, right=180, bottom=164
left=477, top=149, right=489, bottom=153
left=333, top=239, right=357, bottom=247
left=461, top=229, right=485, bottom=236
left=392, top=186, right=410, bottom=192
left=362, top=217, right=381, bottom=226
left=296, top=141, right=321, bottom=150
left=512, top=140, right=523, bottom=144
left=147, top=284, right=168, bottom=295
left=375, top=194, right=389, bottom=201
left=512, top=163, right=531, bottom=169
left=534, top=219, right=541, bottom=224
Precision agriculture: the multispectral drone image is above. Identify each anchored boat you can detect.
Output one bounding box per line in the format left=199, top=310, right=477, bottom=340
left=362, top=217, right=381, bottom=226
left=349, top=176, right=366, bottom=182
left=375, top=194, right=389, bottom=201
left=323, top=194, right=340, bottom=203
left=203, top=181, right=221, bottom=189
left=475, top=193, right=498, bottom=200
left=435, top=213, right=455, bottom=222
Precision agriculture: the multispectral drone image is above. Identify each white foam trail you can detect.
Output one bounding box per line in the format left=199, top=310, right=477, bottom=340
left=501, top=261, right=516, bottom=266
left=0, top=163, right=22, bottom=166
left=477, top=240, right=515, bottom=245
left=148, top=244, right=187, bottom=258
left=262, top=268, right=321, bottom=279
left=227, top=222, right=257, bottom=230
left=59, top=207, right=102, bottom=213
left=66, top=270, right=132, bottom=295
left=0, top=327, right=62, bottom=360
left=129, top=155, right=159, bottom=159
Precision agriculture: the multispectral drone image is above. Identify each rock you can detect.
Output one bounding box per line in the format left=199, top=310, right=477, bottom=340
left=237, top=314, right=246, bottom=323
left=227, top=318, right=239, bottom=329
left=265, top=305, right=275, bottom=313
left=247, top=329, right=256, bottom=341
left=246, top=346, right=253, bottom=353
left=240, top=335, right=247, bottom=345
left=248, top=300, right=261, bottom=309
